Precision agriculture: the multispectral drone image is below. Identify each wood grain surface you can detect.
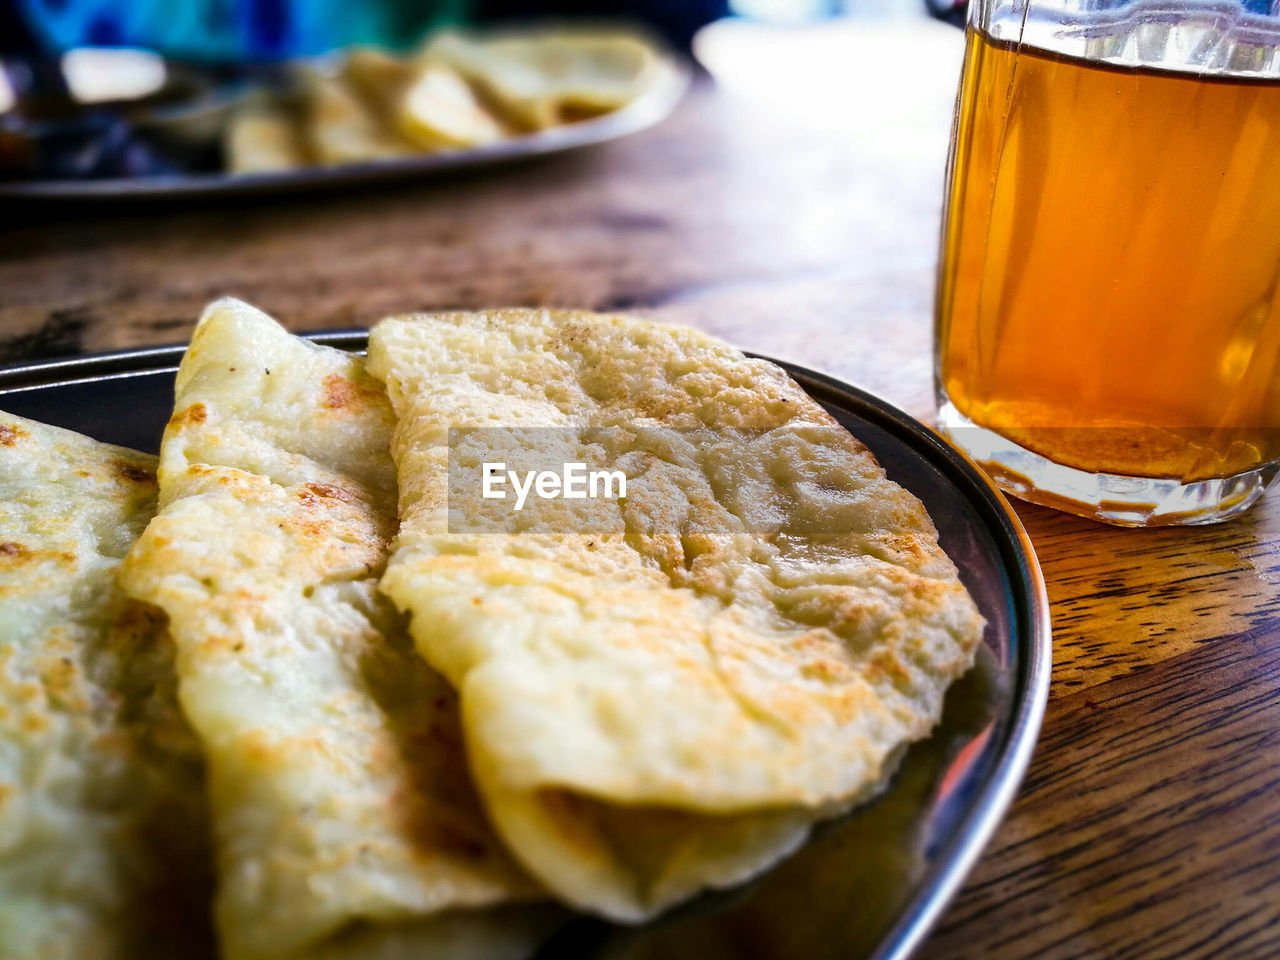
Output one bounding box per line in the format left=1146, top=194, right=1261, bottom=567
left=2, top=17, right=1278, bottom=960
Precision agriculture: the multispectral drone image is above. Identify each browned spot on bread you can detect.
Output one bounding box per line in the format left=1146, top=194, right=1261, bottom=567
left=0, top=423, right=27, bottom=446
left=114, top=459, right=157, bottom=485
left=39, top=655, right=84, bottom=709
left=866, top=648, right=913, bottom=689
left=200, top=634, right=243, bottom=655
left=296, top=488, right=320, bottom=509
left=800, top=659, right=847, bottom=682
left=320, top=373, right=382, bottom=412
left=299, top=482, right=359, bottom=506
left=168, top=402, right=208, bottom=430
left=0, top=543, right=76, bottom=570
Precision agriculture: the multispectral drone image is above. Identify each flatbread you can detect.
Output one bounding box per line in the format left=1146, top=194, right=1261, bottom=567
left=342, top=48, right=505, bottom=151
left=368, top=309, right=984, bottom=921
left=0, top=414, right=212, bottom=960
left=120, top=299, right=540, bottom=960
left=225, top=95, right=308, bottom=174
left=301, top=70, right=415, bottom=166
left=423, top=28, right=662, bottom=130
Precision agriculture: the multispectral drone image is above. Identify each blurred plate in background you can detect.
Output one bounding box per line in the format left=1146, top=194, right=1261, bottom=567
left=0, top=50, right=689, bottom=202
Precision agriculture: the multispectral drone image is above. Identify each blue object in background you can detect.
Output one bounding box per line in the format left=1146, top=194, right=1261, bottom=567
left=476, top=0, right=727, bottom=49
left=17, top=0, right=468, bottom=61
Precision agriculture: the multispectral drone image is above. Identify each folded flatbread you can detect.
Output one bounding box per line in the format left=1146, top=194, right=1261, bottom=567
left=120, top=299, right=540, bottom=960
left=423, top=29, right=663, bottom=130
left=368, top=309, right=985, bottom=921
left=343, top=48, right=505, bottom=151
left=225, top=96, right=309, bottom=174
left=0, top=414, right=212, bottom=960
left=301, top=70, right=415, bottom=166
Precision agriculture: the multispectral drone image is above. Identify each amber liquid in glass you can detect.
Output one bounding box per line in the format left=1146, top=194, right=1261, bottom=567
left=937, top=28, right=1280, bottom=482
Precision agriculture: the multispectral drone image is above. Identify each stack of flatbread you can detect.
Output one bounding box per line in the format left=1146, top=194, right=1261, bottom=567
left=225, top=28, right=670, bottom=174
left=0, top=298, right=984, bottom=959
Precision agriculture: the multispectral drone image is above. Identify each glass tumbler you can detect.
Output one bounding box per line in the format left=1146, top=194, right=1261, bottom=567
left=935, top=0, right=1280, bottom=526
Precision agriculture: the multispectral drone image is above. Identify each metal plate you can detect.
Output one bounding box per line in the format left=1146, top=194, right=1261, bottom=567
left=0, top=59, right=689, bottom=203
left=0, top=335, right=1050, bottom=960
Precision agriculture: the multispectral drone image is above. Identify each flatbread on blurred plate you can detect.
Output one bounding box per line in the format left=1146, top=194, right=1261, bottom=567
left=224, top=95, right=309, bottom=174
left=300, top=70, right=415, bottom=166
left=423, top=28, right=665, bottom=130
left=343, top=48, right=506, bottom=151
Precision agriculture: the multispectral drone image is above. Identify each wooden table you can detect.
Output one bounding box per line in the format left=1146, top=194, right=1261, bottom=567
left=3, top=18, right=1278, bottom=960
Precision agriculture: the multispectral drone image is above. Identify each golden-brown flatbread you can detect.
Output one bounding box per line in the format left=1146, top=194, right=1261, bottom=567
left=300, top=70, right=415, bottom=166
left=343, top=47, right=505, bottom=151
left=224, top=95, right=309, bottom=174
left=367, top=309, right=985, bottom=921
left=0, top=414, right=212, bottom=960
left=120, top=299, right=541, bottom=960
left=423, top=28, right=663, bottom=130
